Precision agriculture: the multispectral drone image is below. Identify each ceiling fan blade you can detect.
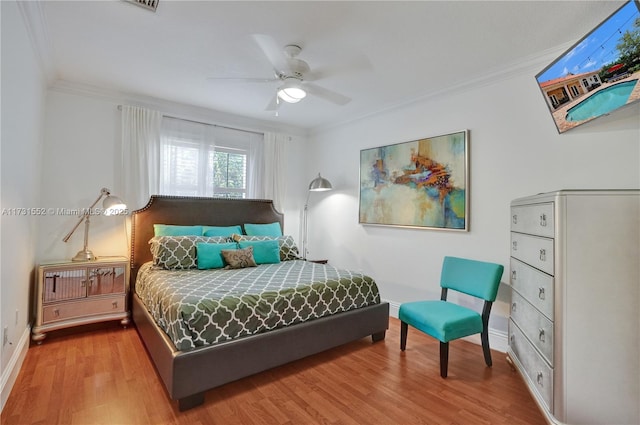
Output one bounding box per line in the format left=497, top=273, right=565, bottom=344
left=304, top=55, right=373, bottom=82
left=265, top=94, right=280, bottom=111
left=304, top=83, right=351, bottom=105
left=252, top=34, right=290, bottom=75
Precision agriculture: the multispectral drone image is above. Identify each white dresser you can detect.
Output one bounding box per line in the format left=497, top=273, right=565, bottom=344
left=508, top=190, right=639, bottom=425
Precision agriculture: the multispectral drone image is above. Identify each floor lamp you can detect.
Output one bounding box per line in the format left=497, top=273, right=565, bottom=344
left=62, top=187, right=127, bottom=262
left=302, top=173, right=332, bottom=260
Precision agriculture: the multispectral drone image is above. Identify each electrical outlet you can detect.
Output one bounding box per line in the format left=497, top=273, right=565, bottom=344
left=3, top=326, right=8, bottom=347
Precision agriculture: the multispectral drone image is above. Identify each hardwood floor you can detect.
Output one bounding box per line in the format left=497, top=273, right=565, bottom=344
left=2, top=318, right=546, bottom=424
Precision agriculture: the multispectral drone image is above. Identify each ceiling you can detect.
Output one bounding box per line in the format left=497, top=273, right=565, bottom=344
left=35, top=0, right=624, bottom=131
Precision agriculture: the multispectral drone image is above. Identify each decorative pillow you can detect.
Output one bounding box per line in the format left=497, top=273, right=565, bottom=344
left=243, top=222, right=283, bottom=237
left=233, top=234, right=300, bottom=261
left=202, top=225, right=243, bottom=237
left=238, top=239, right=281, bottom=265
left=153, top=224, right=203, bottom=237
left=221, top=246, right=257, bottom=269
left=197, top=242, right=238, bottom=270
left=149, top=236, right=228, bottom=270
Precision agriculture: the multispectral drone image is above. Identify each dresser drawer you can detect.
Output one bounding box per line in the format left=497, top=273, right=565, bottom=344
left=510, top=291, right=554, bottom=365
left=42, top=295, right=126, bottom=324
left=510, top=233, right=554, bottom=275
left=510, top=258, right=554, bottom=320
left=509, top=320, right=553, bottom=411
left=511, top=203, right=555, bottom=238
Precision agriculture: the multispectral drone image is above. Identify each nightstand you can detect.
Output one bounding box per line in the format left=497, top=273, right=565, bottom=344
left=32, top=257, right=130, bottom=344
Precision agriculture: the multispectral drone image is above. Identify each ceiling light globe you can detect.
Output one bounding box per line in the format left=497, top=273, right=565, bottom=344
left=277, top=78, right=307, bottom=103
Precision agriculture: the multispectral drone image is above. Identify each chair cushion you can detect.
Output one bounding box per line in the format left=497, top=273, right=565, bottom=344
left=399, top=300, right=483, bottom=343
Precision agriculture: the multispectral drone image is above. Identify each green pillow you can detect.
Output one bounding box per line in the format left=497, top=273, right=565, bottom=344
left=239, top=239, right=281, bottom=264
left=244, top=222, right=282, bottom=237
left=197, top=242, right=238, bottom=269
left=154, top=224, right=203, bottom=237
left=202, top=225, right=242, bottom=237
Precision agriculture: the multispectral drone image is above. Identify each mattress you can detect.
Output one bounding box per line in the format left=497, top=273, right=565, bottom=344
left=135, top=260, right=381, bottom=351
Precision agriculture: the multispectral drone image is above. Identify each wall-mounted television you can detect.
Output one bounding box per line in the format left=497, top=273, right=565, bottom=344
left=536, top=0, right=640, bottom=133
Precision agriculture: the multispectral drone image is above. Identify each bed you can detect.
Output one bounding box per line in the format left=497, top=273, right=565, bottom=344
left=130, top=195, right=390, bottom=410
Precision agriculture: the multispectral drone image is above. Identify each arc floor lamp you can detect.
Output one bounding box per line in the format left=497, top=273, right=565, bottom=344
left=301, top=173, right=332, bottom=260
left=62, top=187, right=127, bottom=262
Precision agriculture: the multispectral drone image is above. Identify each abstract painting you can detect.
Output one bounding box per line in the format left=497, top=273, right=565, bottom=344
left=359, top=130, right=468, bottom=231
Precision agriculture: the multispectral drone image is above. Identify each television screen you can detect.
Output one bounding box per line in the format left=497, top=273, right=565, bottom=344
left=536, top=0, right=640, bottom=133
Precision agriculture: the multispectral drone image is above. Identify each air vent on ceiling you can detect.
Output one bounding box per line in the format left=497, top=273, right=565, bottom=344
left=124, top=0, right=158, bottom=12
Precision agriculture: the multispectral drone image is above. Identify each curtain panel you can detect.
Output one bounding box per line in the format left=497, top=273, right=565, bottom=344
left=120, top=105, right=162, bottom=210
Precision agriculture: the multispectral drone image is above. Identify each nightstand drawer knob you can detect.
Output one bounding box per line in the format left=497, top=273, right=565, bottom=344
left=537, top=372, right=544, bottom=387
left=512, top=241, right=518, bottom=251
left=112, top=301, right=118, bottom=309
left=512, top=214, right=518, bottom=224
left=539, top=329, right=546, bottom=343
left=511, top=270, right=517, bottom=281
left=540, top=213, right=547, bottom=227
left=538, top=287, right=545, bottom=300
left=511, top=302, right=517, bottom=312
left=54, top=309, right=60, bottom=317
left=539, top=249, right=546, bottom=261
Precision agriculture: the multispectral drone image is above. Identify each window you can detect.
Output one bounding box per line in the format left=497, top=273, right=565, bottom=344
left=213, top=147, right=247, bottom=198
left=159, top=117, right=261, bottom=198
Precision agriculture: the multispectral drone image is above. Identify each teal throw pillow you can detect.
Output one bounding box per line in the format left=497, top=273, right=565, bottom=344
left=238, top=239, right=281, bottom=264
left=244, top=222, right=282, bottom=237
left=203, top=225, right=243, bottom=237
left=197, top=242, right=238, bottom=269
left=154, top=224, right=203, bottom=237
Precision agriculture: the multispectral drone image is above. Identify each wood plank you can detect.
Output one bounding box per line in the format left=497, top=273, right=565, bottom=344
left=1, top=318, right=546, bottom=424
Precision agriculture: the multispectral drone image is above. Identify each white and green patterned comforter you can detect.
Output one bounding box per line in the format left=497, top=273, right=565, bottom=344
left=135, top=260, right=381, bottom=351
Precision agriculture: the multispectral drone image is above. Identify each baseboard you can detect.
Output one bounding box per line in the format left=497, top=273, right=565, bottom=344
left=384, top=298, right=509, bottom=353
left=1, top=326, right=31, bottom=413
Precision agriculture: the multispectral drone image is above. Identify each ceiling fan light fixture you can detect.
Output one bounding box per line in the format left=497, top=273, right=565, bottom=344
left=277, top=78, right=306, bottom=103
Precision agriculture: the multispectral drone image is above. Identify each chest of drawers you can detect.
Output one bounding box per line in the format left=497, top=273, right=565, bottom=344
left=32, top=257, right=130, bottom=343
left=508, top=190, right=639, bottom=425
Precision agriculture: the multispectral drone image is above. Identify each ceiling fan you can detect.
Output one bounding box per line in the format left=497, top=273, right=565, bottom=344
left=209, top=34, right=352, bottom=111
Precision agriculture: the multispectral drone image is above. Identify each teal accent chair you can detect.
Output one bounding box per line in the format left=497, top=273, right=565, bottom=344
left=399, top=256, right=504, bottom=378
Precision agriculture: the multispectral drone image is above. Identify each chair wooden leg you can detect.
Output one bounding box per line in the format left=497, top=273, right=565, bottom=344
left=481, top=329, right=492, bottom=367
left=400, top=321, right=408, bottom=351
left=440, top=341, right=449, bottom=378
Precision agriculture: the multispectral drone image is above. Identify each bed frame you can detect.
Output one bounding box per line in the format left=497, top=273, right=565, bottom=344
left=130, top=195, right=390, bottom=411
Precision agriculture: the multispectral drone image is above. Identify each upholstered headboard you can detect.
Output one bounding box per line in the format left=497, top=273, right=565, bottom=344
left=129, top=196, right=284, bottom=286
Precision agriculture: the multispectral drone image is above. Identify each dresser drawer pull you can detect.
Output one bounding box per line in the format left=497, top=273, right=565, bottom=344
left=539, top=329, right=546, bottom=343
left=538, top=287, right=545, bottom=300
left=511, top=270, right=517, bottom=281
left=540, top=213, right=547, bottom=227
left=512, top=214, right=518, bottom=224
left=537, top=372, right=544, bottom=387
left=54, top=308, right=60, bottom=317
left=512, top=241, right=518, bottom=251
left=112, top=301, right=118, bottom=309
left=511, top=302, right=517, bottom=312
left=539, top=249, right=546, bottom=261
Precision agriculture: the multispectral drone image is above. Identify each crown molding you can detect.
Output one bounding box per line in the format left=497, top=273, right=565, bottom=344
left=17, top=1, right=57, bottom=84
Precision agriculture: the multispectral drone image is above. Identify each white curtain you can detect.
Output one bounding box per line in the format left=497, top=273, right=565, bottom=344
left=262, top=132, right=288, bottom=212
left=120, top=105, right=162, bottom=210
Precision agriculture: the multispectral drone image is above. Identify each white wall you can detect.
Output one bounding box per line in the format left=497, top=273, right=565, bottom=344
left=306, top=65, right=640, bottom=347
left=0, top=0, right=47, bottom=409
